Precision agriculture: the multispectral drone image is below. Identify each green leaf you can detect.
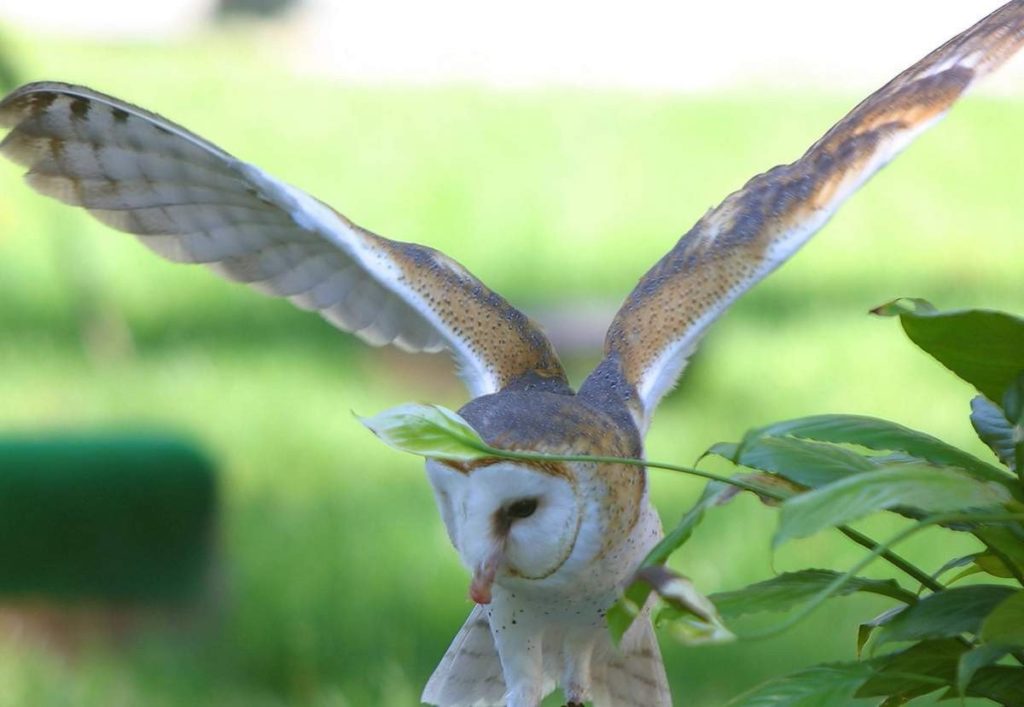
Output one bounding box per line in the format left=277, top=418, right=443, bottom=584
left=742, top=414, right=1013, bottom=488
left=932, top=553, right=979, bottom=581
left=608, top=481, right=732, bottom=644
left=356, top=403, right=490, bottom=461
left=775, top=465, right=1012, bottom=547
left=941, top=552, right=1018, bottom=584
left=1004, top=373, right=1024, bottom=479
left=856, top=638, right=965, bottom=699
left=872, top=585, right=1017, bottom=647
left=874, top=300, right=1024, bottom=404
left=973, top=553, right=1017, bottom=579
left=871, top=298, right=937, bottom=317
left=979, top=589, right=1024, bottom=647
left=605, top=585, right=644, bottom=648
left=858, top=607, right=904, bottom=658
left=710, top=436, right=875, bottom=488
left=640, top=480, right=732, bottom=567
left=941, top=666, right=1024, bottom=706
left=945, top=565, right=984, bottom=585
left=642, top=566, right=734, bottom=646
left=971, top=396, right=1018, bottom=471
left=728, top=662, right=877, bottom=707
left=710, top=570, right=916, bottom=621
left=957, top=644, right=1010, bottom=698
left=1003, top=371, right=1024, bottom=424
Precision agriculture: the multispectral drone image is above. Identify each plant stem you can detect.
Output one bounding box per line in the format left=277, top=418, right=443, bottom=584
left=488, top=446, right=768, bottom=494
left=736, top=511, right=1024, bottom=640
left=837, top=526, right=944, bottom=593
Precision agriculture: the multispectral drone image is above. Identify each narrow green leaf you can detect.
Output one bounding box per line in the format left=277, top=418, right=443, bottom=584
left=640, top=481, right=732, bottom=567
left=856, top=624, right=873, bottom=659
left=979, top=589, right=1024, bottom=648
left=944, top=553, right=1019, bottom=584
left=775, top=465, right=1012, bottom=547
left=356, top=403, right=490, bottom=461
left=932, top=553, right=980, bottom=581
left=876, top=302, right=1024, bottom=404
left=728, top=662, right=877, bottom=707
left=872, top=585, right=1017, bottom=647
left=973, top=553, right=1017, bottom=579
left=1005, top=373, right=1024, bottom=480
left=710, top=570, right=915, bottom=621
left=642, top=566, right=734, bottom=646
left=654, top=604, right=735, bottom=645
left=941, top=666, right=1024, bottom=706
left=957, top=644, right=1010, bottom=697
left=946, top=565, right=984, bottom=585
left=605, top=585, right=643, bottom=647
left=971, top=396, right=1018, bottom=471
left=870, top=298, right=937, bottom=317
left=742, top=414, right=1014, bottom=488
left=1002, top=371, right=1024, bottom=424
left=710, top=436, right=875, bottom=488
left=858, top=607, right=904, bottom=658
left=608, top=481, right=732, bottom=644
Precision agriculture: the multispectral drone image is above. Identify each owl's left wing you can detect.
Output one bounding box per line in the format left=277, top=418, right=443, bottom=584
left=0, top=82, right=567, bottom=398
left=583, top=0, right=1024, bottom=431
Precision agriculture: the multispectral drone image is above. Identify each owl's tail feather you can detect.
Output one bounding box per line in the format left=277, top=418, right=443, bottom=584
left=422, top=606, right=671, bottom=706
left=591, top=617, right=672, bottom=707
left=422, top=605, right=507, bottom=707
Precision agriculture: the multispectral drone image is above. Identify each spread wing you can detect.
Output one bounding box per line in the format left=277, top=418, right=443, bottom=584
left=583, top=0, right=1024, bottom=431
left=0, top=82, right=567, bottom=398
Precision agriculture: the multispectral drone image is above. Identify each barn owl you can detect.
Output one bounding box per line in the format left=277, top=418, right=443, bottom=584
left=2, top=2, right=1024, bottom=705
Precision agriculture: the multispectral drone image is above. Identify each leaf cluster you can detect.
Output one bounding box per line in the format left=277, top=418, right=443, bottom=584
left=644, top=300, right=1024, bottom=705
left=358, top=300, right=1024, bottom=705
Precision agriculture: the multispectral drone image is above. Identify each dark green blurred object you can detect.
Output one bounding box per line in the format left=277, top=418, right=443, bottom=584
left=0, top=434, right=217, bottom=604
left=215, top=0, right=298, bottom=19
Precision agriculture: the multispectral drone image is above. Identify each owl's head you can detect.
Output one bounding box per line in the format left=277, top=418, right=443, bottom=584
left=425, top=387, right=644, bottom=604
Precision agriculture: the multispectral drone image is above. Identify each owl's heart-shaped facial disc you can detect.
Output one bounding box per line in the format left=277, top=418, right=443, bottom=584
left=426, top=459, right=582, bottom=602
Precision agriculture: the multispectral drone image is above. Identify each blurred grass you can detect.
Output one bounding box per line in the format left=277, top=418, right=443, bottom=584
left=0, top=24, right=1022, bottom=706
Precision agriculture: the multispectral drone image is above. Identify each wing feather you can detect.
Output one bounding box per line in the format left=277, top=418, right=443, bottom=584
left=0, top=82, right=567, bottom=397
left=584, top=0, right=1024, bottom=430
left=422, top=605, right=506, bottom=706
left=592, top=617, right=670, bottom=707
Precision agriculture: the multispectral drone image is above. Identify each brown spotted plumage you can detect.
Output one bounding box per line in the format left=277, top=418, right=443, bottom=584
left=2, top=4, right=1024, bottom=706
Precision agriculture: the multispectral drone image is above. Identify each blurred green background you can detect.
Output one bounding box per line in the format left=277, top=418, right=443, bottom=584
left=1, top=15, right=1023, bottom=707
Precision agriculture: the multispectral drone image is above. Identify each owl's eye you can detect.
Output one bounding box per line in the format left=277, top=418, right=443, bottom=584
left=506, top=498, right=539, bottom=519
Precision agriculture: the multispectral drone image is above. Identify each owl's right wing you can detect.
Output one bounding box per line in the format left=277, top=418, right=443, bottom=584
left=583, top=0, right=1024, bottom=432
left=0, top=82, right=567, bottom=399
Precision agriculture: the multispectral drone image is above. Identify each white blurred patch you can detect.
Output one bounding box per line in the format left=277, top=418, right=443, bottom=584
left=1, top=0, right=1022, bottom=93
left=0, top=0, right=214, bottom=39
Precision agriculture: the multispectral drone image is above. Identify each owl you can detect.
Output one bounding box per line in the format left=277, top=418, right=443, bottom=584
left=2, top=2, right=1023, bottom=705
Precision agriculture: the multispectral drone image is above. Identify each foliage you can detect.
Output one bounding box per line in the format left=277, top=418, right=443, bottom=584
left=644, top=299, right=1024, bottom=705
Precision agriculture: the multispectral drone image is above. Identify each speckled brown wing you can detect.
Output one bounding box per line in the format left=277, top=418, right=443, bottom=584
left=0, top=82, right=566, bottom=398
left=585, top=0, right=1024, bottom=431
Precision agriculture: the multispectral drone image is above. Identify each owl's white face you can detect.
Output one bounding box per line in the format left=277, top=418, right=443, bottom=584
left=426, top=459, right=582, bottom=604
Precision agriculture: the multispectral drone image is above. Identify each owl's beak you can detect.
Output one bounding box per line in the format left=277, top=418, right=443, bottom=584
left=469, top=542, right=504, bottom=605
